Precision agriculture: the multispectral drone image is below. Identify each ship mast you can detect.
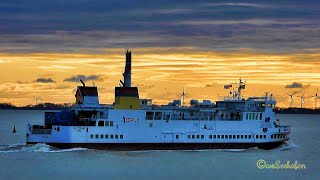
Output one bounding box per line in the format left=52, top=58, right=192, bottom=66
left=237, top=78, right=245, bottom=100
left=122, top=49, right=132, bottom=87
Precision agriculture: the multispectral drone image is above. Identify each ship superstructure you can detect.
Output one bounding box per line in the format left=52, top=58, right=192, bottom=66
left=26, top=50, right=291, bottom=150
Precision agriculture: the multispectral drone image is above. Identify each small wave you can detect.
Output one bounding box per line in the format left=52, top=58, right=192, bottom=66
left=274, top=141, right=299, bottom=151
left=0, top=143, right=90, bottom=153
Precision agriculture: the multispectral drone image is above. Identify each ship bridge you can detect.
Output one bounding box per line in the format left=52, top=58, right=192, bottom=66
left=246, top=94, right=276, bottom=111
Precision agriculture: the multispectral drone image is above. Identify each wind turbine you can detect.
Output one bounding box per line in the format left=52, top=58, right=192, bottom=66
left=312, top=88, right=320, bottom=109
left=33, top=96, right=42, bottom=105
left=285, top=91, right=297, bottom=108
left=179, top=87, right=189, bottom=107
left=299, top=91, right=306, bottom=109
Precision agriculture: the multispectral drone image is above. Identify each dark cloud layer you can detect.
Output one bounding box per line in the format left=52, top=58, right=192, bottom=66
left=63, top=75, right=102, bottom=82
left=34, top=78, right=56, bottom=83
left=285, top=82, right=303, bottom=88
left=0, top=0, right=319, bottom=53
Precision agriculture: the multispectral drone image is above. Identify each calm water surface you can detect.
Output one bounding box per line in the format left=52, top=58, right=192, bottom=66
left=0, top=110, right=319, bottom=180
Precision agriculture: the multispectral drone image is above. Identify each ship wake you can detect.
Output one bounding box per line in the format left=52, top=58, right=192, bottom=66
left=0, top=143, right=90, bottom=153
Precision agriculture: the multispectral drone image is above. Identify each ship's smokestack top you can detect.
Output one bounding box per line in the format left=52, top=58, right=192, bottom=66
left=123, top=49, right=132, bottom=87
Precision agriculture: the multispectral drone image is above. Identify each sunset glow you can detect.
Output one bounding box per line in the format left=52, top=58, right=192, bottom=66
left=0, top=1, right=319, bottom=107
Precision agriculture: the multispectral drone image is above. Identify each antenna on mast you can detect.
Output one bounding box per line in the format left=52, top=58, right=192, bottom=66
left=80, top=79, right=85, bottom=87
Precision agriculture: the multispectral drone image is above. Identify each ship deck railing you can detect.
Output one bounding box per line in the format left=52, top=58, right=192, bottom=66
left=277, top=125, right=290, bottom=128
left=219, top=95, right=276, bottom=101
left=31, top=129, right=52, bottom=134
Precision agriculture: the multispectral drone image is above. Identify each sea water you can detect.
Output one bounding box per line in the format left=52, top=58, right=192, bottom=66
left=0, top=110, right=319, bottom=180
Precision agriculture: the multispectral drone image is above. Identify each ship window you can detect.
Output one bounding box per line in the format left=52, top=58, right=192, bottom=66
left=192, top=135, right=195, bottom=139
left=110, top=121, right=114, bottom=127
left=246, top=113, right=249, bottom=120
left=256, top=113, right=259, bottom=120
left=105, top=134, right=108, bottom=139
left=57, top=127, right=60, bottom=131
left=130, top=105, right=132, bottom=109
left=201, top=135, right=204, bottom=139
left=241, top=135, right=243, bottom=139
left=197, top=135, right=200, bottom=139
left=176, top=135, right=179, bottom=139
left=213, top=135, right=216, bottom=139
left=98, top=121, right=104, bottom=126
left=90, top=134, right=93, bottom=139
left=267, top=104, right=271, bottom=108
left=260, top=135, right=263, bottom=139
left=225, top=135, right=228, bottom=139
left=209, top=135, right=212, bottom=139
left=164, top=113, right=170, bottom=120
left=264, top=135, right=266, bottom=139
left=233, top=135, right=236, bottom=139
left=271, top=135, right=273, bottom=139
left=245, top=135, right=247, bottom=139
left=188, top=135, right=191, bottom=139
left=96, top=134, right=99, bottom=138
left=260, top=113, right=262, bottom=120
left=110, top=135, right=114, bottom=139
left=154, top=112, right=162, bottom=120
left=229, top=135, right=232, bottom=139
left=237, top=135, right=240, bottom=139
left=89, top=121, right=96, bottom=126
left=221, top=135, right=224, bottom=139
left=100, top=134, right=103, bottom=138
left=120, top=135, right=123, bottom=139
left=249, top=135, right=251, bottom=139
left=105, top=121, right=109, bottom=126
left=261, top=103, right=266, bottom=107
left=115, top=135, right=119, bottom=139
left=146, top=112, right=154, bottom=120
left=149, top=123, right=153, bottom=127
left=256, top=135, right=259, bottom=139
left=217, top=135, right=220, bottom=139
left=249, top=113, right=252, bottom=120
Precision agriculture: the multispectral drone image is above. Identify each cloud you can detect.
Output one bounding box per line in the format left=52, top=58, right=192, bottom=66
left=202, top=3, right=268, bottom=8
left=34, top=78, right=56, bottom=83
left=37, top=65, right=76, bottom=70
left=63, top=75, right=103, bottom=82
left=205, top=82, right=217, bottom=87
left=0, top=1, right=319, bottom=53
left=285, top=82, right=303, bottom=88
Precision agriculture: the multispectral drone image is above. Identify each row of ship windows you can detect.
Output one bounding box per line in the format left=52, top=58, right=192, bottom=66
left=186, top=134, right=286, bottom=139
left=186, top=134, right=269, bottom=139
left=97, top=121, right=114, bottom=127
left=246, top=113, right=263, bottom=120
left=90, top=134, right=123, bottom=139
left=247, top=103, right=275, bottom=108
left=271, top=134, right=285, bottom=139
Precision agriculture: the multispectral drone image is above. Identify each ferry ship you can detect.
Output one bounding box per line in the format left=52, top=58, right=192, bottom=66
left=26, top=50, right=291, bottom=150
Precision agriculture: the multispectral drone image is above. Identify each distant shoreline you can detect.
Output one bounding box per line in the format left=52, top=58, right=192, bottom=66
left=1, top=103, right=320, bottom=114
left=0, top=103, right=71, bottom=111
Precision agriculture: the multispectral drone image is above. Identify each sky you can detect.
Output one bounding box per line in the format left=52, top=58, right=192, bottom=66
left=0, top=0, right=319, bottom=107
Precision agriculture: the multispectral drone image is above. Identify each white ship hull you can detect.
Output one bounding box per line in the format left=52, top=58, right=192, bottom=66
left=26, top=109, right=290, bottom=150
